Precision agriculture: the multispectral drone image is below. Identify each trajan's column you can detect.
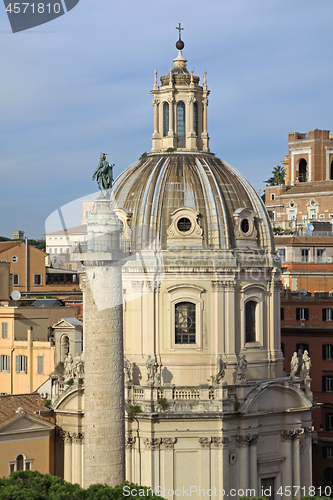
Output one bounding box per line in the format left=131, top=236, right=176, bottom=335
left=83, top=155, right=126, bottom=487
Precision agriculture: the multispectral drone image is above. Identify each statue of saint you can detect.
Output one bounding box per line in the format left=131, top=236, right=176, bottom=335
left=215, top=354, right=226, bottom=383
left=92, top=153, right=114, bottom=197
left=236, top=354, right=248, bottom=383
left=301, top=350, right=311, bottom=380
left=64, top=353, right=74, bottom=380
left=146, top=355, right=156, bottom=384
left=290, top=352, right=299, bottom=379
left=124, top=356, right=132, bottom=384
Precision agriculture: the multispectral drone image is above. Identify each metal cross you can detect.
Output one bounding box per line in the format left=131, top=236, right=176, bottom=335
left=176, top=23, right=184, bottom=40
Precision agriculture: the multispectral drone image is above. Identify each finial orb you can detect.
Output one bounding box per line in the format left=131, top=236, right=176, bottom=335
left=176, top=39, right=184, bottom=50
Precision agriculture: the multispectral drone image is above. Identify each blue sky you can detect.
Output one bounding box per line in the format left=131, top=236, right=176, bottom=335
left=1, top=0, right=333, bottom=238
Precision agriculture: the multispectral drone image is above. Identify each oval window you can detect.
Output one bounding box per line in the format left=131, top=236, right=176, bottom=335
left=241, top=218, right=250, bottom=234
left=177, top=218, right=192, bottom=232
left=12, top=256, right=18, bottom=263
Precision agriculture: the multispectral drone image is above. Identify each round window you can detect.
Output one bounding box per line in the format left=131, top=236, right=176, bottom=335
left=177, top=217, right=192, bottom=232
left=241, top=218, right=250, bottom=234
left=290, top=200, right=295, bottom=208
left=12, top=256, right=18, bottom=263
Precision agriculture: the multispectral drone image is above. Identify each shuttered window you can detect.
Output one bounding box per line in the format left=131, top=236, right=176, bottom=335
left=0, top=355, right=10, bottom=372
left=37, top=356, right=44, bottom=374
left=16, top=355, right=27, bottom=373
left=1, top=322, right=8, bottom=339
left=296, top=308, right=309, bottom=321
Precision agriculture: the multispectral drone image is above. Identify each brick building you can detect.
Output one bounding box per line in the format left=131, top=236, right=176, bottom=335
left=275, top=235, right=333, bottom=293
left=266, top=129, right=333, bottom=230
left=281, top=289, right=333, bottom=488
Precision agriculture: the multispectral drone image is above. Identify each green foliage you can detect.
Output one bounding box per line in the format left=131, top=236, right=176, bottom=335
left=129, top=405, right=143, bottom=420
left=78, top=378, right=84, bottom=385
left=265, top=165, right=285, bottom=186
left=66, top=378, right=74, bottom=386
left=44, top=399, right=51, bottom=408
left=165, top=147, right=175, bottom=152
left=0, top=472, right=165, bottom=499
left=0, top=236, right=11, bottom=241
left=55, top=362, right=65, bottom=376
left=234, top=401, right=240, bottom=412
left=157, top=398, right=168, bottom=411
left=273, top=226, right=293, bottom=236
left=139, top=152, right=148, bottom=160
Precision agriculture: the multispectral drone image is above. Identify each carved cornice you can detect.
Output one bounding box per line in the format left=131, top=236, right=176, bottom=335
left=211, top=280, right=236, bottom=291
left=161, top=438, right=177, bottom=449
left=143, top=438, right=162, bottom=450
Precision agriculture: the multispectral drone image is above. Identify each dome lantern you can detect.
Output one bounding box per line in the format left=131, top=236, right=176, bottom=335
left=151, top=25, right=210, bottom=153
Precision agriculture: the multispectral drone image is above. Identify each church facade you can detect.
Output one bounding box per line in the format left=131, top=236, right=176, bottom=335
left=52, top=35, right=315, bottom=498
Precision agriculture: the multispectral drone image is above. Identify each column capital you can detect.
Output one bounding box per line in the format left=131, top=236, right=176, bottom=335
left=211, top=436, right=231, bottom=449
left=167, top=97, right=174, bottom=104
left=161, top=438, right=177, bottom=449
left=63, top=431, right=72, bottom=444
left=143, top=438, right=161, bottom=450
left=152, top=99, right=160, bottom=107
left=212, top=281, right=225, bottom=291
left=198, top=437, right=212, bottom=449
left=303, top=426, right=314, bottom=437
left=125, top=437, right=136, bottom=450
left=236, top=434, right=252, bottom=446
left=72, top=432, right=84, bottom=444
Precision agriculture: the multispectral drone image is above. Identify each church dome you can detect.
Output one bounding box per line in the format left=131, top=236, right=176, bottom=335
left=111, top=35, right=274, bottom=254
left=112, top=151, right=274, bottom=252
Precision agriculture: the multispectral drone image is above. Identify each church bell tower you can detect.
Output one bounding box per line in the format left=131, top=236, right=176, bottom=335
left=151, top=24, right=210, bottom=153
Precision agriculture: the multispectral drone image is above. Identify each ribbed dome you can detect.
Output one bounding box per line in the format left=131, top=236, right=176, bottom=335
left=112, top=152, right=274, bottom=252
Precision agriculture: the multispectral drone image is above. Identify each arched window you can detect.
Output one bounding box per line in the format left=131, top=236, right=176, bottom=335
left=245, top=301, right=256, bottom=343
left=330, top=160, right=333, bottom=180
left=61, top=335, right=70, bottom=361
left=175, top=302, right=196, bottom=344
left=193, top=102, right=198, bottom=136
left=177, top=101, right=186, bottom=148
left=163, top=102, right=169, bottom=137
left=298, top=158, right=307, bottom=183
left=9, top=453, right=32, bottom=474
left=324, top=468, right=333, bottom=486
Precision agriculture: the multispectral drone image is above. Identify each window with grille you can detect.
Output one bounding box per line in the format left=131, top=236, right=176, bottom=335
left=16, top=355, right=27, bottom=373
left=0, top=355, right=10, bottom=372
left=193, top=102, right=198, bottom=135
left=163, top=102, right=169, bottom=137
left=245, top=301, right=256, bottom=343
left=37, top=356, right=44, bottom=374
left=175, top=302, right=196, bottom=344
left=2, top=322, right=8, bottom=339
left=177, top=101, right=185, bottom=148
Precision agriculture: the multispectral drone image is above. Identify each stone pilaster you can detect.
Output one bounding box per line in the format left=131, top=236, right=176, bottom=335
left=236, top=435, right=251, bottom=490
left=63, top=431, right=72, bottom=483
left=199, top=438, right=211, bottom=492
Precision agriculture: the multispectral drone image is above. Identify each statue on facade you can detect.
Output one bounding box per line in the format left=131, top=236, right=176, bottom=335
left=124, top=356, right=132, bottom=384
left=146, top=355, right=156, bottom=385
left=154, top=372, right=161, bottom=387
left=301, top=350, right=311, bottom=380
left=290, top=352, right=299, bottom=379
left=73, top=354, right=84, bottom=379
left=64, top=353, right=74, bottom=380
left=92, top=153, right=114, bottom=197
left=215, top=354, right=226, bottom=383
left=236, top=354, right=248, bottom=383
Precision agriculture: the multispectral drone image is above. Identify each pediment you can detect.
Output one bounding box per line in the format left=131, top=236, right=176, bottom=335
left=52, top=319, right=75, bottom=330
left=0, top=414, right=54, bottom=435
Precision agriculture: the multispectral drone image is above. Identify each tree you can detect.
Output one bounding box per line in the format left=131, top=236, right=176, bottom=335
left=265, top=165, right=285, bottom=186
left=0, top=471, right=165, bottom=499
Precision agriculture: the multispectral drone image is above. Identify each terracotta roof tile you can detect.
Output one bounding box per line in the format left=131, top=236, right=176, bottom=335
left=0, top=241, right=21, bottom=253
left=0, top=393, right=47, bottom=427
